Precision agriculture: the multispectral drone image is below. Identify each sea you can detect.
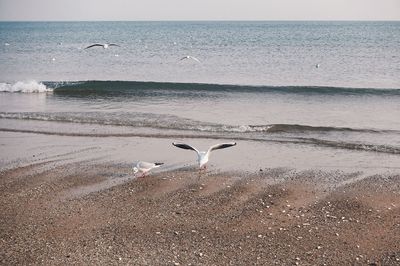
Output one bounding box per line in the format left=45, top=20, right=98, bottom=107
left=0, top=21, right=399, bottom=174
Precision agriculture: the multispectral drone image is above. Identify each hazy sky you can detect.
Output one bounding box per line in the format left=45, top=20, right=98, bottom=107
left=0, top=0, right=399, bottom=21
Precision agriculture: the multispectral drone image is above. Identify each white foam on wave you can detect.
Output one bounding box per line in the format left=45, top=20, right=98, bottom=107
left=0, top=81, right=53, bottom=93
left=226, top=125, right=273, bottom=133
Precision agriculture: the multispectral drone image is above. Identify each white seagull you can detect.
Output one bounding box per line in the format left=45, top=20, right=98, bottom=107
left=172, top=142, right=237, bottom=169
left=180, top=55, right=201, bottom=63
left=133, top=161, right=164, bottom=177
left=84, top=43, right=120, bottom=49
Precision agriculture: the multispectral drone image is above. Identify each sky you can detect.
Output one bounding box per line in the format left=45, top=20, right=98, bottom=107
left=0, top=0, right=399, bottom=21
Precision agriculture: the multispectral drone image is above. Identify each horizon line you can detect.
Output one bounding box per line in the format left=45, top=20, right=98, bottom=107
left=1, top=19, right=400, bottom=23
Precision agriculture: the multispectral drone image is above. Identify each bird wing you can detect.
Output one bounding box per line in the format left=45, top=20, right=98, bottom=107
left=208, top=142, right=237, bottom=153
left=188, top=56, right=200, bottom=62
left=180, top=56, right=200, bottom=62
left=84, top=44, right=103, bottom=49
left=108, top=43, right=120, bottom=47
left=138, top=161, right=159, bottom=169
left=172, top=142, right=200, bottom=153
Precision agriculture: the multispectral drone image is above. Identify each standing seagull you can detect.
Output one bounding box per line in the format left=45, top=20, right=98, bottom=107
left=133, top=161, right=164, bottom=177
left=84, top=43, right=120, bottom=49
left=180, top=55, right=201, bottom=63
left=172, top=142, right=237, bottom=169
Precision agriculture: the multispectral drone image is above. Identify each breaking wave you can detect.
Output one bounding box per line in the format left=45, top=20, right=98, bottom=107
left=0, top=81, right=53, bottom=93
left=44, top=80, right=400, bottom=97
left=3, top=80, right=399, bottom=96
left=0, top=112, right=392, bottom=134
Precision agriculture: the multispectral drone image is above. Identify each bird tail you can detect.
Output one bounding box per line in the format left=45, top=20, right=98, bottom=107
left=155, top=162, right=164, bottom=166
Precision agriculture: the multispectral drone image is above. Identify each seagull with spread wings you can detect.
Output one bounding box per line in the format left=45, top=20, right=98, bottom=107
left=84, top=43, right=120, bottom=49
left=180, top=55, right=201, bottom=63
left=172, top=142, right=237, bottom=169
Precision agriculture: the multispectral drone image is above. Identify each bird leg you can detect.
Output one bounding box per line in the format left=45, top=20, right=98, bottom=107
left=198, top=165, right=207, bottom=174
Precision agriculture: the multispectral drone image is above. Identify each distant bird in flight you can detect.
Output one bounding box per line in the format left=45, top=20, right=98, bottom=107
left=180, top=55, right=201, bottom=63
left=133, top=161, right=164, bottom=178
left=172, top=142, right=237, bottom=169
left=84, top=43, right=120, bottom=49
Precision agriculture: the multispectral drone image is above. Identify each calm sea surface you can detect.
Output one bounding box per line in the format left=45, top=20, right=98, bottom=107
left=0, top=21, right=399, bottom=87
left=0, top=22, right=399, bottom=172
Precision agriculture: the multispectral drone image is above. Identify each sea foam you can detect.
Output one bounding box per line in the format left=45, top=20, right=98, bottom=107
left=0, top=81, right=52, bottom=93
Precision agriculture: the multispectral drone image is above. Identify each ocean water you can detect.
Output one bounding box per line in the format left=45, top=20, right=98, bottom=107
left=0, top=21, right=399, bottom=173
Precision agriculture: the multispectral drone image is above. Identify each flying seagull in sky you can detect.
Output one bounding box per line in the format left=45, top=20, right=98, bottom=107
left=84, top=43, right=120, bottom=49
left=180, top=55, right=201, bottom=63
left=172, top=142, right=237, bottom=169
left=133, top=161, right=164, bottom=177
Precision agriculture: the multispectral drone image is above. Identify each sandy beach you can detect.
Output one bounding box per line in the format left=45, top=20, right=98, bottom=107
left=1, top=146, right=399, bottom=265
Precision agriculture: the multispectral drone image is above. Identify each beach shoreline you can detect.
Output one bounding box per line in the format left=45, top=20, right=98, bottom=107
left=1, top=19, right=400, bottom=266
left=1, top=158, right=399, bottom=265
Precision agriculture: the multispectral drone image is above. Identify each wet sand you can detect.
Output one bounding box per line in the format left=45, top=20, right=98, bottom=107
left=1, top=160, right=399, bottom=265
